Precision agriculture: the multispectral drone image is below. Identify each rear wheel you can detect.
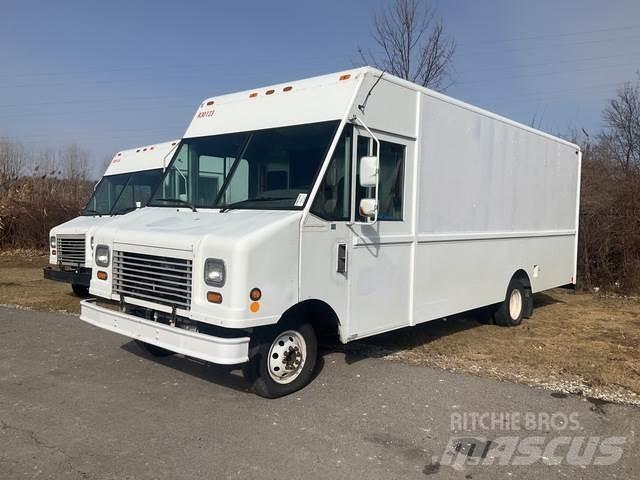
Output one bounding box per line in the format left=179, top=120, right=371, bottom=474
left=494, top=279, right=529, bottom=327
left=71, top=284, right=89, bottom=297
left=135, top=340, right=174, bottom=357
left=244, top=321, right=317, bottom=398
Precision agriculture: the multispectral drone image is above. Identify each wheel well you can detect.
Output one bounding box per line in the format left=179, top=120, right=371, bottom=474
left=512, top=269, right=531, bottom=290
left=279, top=299, right=341, bottom=341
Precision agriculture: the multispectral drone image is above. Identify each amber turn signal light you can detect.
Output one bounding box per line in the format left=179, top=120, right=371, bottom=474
left=97, top=271, right=108, bottom=280
left=207, top=292, right=223, bottom=304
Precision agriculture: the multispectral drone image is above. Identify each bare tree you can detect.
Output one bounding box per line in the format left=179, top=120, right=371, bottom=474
left=59, top=143, right=90, bottom=181
left=600, top=75, right=640, bottom=171
left=0, top=139, right=26, bottom=181
left=358, top=0, right=455, bottom=91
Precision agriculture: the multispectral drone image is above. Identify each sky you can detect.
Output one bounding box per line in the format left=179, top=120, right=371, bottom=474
left=1, top=0, right=639, bottom=178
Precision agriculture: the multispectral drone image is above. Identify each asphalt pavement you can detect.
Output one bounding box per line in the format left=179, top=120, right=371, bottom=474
left=0, top=307, right=637, bottom=479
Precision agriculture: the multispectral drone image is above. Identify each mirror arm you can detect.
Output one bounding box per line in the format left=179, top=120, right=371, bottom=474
left=351, top=115, right=380, bottom=224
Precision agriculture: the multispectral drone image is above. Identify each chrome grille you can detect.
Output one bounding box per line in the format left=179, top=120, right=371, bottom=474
left=57, top=235, right=85, bottom=265
left=113, top=251, right=192, bottom=310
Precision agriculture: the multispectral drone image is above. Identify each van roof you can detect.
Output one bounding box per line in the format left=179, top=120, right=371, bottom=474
left=104, top=139, right=180, bottom=176
left=185, top=66, right=578, bottom=150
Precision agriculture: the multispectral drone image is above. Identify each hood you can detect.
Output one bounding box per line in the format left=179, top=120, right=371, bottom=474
left=50, top=214, right=115, bottom=236
left=92, top=207, right=303, bottom=251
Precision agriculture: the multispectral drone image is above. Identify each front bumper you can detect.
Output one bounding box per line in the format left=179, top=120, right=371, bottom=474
left=43, top=266, right=91, bottom=286
left=79, top=299, right=250, bottom=365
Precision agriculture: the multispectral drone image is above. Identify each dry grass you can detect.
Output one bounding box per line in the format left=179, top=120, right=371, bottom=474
left=353, top=289, right=640, bottom=404
left=0, top=254, right=81, bottom=313
left=1, top=254, right=639, bottom=403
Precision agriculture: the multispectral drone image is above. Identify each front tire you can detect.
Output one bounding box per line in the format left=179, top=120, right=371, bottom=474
left=244, top=321, right=317, bottom=398
left=135, top=340, right=174, bottom=357
left=71, top=284, right=90, bottom=297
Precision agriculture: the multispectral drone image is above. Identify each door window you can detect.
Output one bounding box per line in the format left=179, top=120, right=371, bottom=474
left=310, top=125, right=352, bottom=221
left=355, top=138, right=405, bottom=221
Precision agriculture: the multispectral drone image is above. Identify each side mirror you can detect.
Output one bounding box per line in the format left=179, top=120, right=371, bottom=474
left=359, top=156, right=379, bottom=188
left=359, top=198, right=377, bottom=218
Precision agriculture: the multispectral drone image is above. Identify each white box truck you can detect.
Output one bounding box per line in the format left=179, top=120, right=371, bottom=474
left=44, top=140, right=178, bottom=296
left=80, top=67, right=581, bottom=397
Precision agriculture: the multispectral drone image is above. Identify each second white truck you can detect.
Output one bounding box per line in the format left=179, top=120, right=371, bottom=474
left=44, top=140, right=178, bottom=296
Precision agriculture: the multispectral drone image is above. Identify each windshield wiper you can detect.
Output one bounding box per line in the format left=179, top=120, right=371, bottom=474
left=151, top=198, right=197, bottom=212
left=219, top=197, right=295, bottom=213
left=111, top=206, right=137, bottom=215
left=83, top=209, right=103, bottom=216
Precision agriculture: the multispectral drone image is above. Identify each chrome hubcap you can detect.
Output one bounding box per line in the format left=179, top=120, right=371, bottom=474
left=509, top=289, right=523, bottom=319
left=267, top=330, right=306, bottom=384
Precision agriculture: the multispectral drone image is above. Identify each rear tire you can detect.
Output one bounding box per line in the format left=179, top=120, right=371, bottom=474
left=71, top=284, right=90, bottom=297
left=494, top=279, right=528, bottom=327
left=244, top=321, right=317, bottom=398
left=135, top=340, right=174, bottom=357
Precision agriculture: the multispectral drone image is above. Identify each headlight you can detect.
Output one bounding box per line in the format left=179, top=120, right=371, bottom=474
left=95, top=245, right=110, bottom=267
left=204, top=258, right=225, bottom=287
left=50, top=236, right=56, bottom=249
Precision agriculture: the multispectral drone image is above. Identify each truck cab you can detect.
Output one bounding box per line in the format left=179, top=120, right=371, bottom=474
left=45, top=140, right=179, bottom=296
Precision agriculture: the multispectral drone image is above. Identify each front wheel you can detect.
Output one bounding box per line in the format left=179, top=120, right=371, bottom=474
left=244, top=321, right=317, bottom=398
left=71, top=284, right=90, bottom=297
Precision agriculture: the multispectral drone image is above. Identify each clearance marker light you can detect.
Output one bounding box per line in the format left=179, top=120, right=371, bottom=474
left=283, top=86, right=293, bottom=92
left=265, top=89, right=275, bottom=95
left=206, top=100, right=215, bottom=106
left=250, top=288, right=262, bottom=301
left=339, top=74, right=351, bottom=80
left=249, top=92, right=258, bottom=98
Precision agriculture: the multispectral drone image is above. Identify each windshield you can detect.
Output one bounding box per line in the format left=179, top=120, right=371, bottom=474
left=83, top=168, right=164, bottom=216
left=149, top=121, right=339, bottom=210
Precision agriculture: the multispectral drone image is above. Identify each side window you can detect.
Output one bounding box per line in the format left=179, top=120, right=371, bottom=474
left=355, top=138, right=404, bottom=221
left=310, top=126, right=352, bottom=220
left=221, top=158, right=248, bottom=204
left=160, top=144, right=189, bottom=201
left=197, top=155, right=226, bottom=206
left=378, top=141, right=405, bottom=221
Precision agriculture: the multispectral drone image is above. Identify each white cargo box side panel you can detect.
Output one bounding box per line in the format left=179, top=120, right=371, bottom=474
left=417, top=95, right=579, bottom=234
left=413, top=93, right=580, bottom=322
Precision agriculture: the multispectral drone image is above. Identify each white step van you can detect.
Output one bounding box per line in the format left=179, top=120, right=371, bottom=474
left=80, top=67, right=581, bottom=397
left=45, top=140, right=179, bottom=296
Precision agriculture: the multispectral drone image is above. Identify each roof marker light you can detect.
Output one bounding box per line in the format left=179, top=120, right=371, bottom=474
left=150, top=146, right=154, bottom=150
left=283, top=86, right=293, bottom=92
left=265, top=89, right=275, bottom=95
left=171, top=142, right=177, bottom=145
left=143, top=148, right=147, bottom=151
left=206, top=100, right=214, bottom=106
left=136, top=149, right=141, bottom=152
left=249, top=92, right=258, bottom=98
left=339, top=74, right=351, bottom=81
